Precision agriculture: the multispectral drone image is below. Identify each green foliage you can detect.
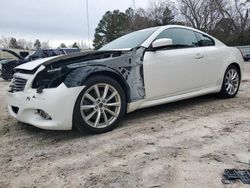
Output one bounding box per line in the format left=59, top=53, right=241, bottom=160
left=72, top=42, right=79, bottom=48
left=34, top=39, right=41, bottom=50
left=93, top=0, right=250, bottom=49
left=93, top=10, right=127, bottom=49
left=9, top=38, right=18, bottom=49
left=59, top=43, right=67, bottom=48
left=162, top=7, right=175, bottom=25
left=93, top=4, right=176, bottom=49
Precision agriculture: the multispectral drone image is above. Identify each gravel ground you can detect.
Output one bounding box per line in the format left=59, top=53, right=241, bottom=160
left=0, top=63, right=250, bottom=188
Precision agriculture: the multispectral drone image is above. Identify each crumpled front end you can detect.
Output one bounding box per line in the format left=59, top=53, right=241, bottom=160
left=7, top=72, right=85, bottom=130
left=7, top=48, right=147, bottom=130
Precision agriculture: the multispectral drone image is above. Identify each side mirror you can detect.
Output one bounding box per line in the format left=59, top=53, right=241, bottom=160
left=152, top=38, right=173, bottom=49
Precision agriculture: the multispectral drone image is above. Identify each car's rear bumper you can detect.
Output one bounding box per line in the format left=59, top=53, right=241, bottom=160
left=7, top=84, right=85, bottom=130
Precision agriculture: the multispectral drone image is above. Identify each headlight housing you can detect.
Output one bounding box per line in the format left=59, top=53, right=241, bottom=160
left=32, top=67, right=70, bottom=89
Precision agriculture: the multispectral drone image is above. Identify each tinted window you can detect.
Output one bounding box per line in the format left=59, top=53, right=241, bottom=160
left=195, top=32, right=215, bottom=46
left=156, top=28, right=198, bottom=48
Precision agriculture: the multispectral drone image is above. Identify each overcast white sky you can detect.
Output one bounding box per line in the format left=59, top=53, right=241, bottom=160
left=0, top=0, right=150, bottom=48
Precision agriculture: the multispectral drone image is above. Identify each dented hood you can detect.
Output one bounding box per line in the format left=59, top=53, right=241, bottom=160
left=14, top=50, right=127, bottom=71
left=15, top=56, right=59, bottom=70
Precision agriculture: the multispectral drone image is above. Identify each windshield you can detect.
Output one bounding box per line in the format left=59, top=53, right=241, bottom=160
left=100, top=27, right=158, bottom=51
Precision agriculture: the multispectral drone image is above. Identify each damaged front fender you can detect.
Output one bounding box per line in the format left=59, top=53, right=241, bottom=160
left=64, top=65, right=131, bottom=101
left=26, top=48, right=146, bottom=103
left=64, top=48, right=146, bottom=102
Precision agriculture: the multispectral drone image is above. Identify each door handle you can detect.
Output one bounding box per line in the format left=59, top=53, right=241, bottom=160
left=195, top=53, right=204, bottom=59
left=195, top=55, right=204, bottom=59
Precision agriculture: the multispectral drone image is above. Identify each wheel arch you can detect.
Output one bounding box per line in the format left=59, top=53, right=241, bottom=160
left=85, top=71, right=130, bottom=102
left=217, top=62, right=242, bottom=98
left=220, top=61, right=242, bottom=85
left=64, top=65, right=131, bottom=102
left=227, top=62, right=241, bottom=80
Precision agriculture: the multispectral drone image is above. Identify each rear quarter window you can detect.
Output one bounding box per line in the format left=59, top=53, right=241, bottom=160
left=195, top=32, right=215, bottom=47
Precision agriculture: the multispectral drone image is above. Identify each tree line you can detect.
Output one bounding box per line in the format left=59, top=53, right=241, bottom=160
left=0, top=37, right=81, bottom=50
left=93, top=0, right=250, bottom=49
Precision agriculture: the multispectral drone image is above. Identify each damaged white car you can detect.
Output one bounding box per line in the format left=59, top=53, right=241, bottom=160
left=7, top=25, right=244, bottom=134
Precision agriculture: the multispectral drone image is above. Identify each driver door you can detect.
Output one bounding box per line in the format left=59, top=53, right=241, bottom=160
left=143, top=28, right=206, bottom=100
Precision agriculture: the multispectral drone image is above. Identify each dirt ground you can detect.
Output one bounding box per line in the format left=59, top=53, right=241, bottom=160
left=0, top=64, right=250, bottom=188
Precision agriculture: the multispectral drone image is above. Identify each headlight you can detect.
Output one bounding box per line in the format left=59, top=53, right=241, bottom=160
left=32, top=67, right=70, bottom=89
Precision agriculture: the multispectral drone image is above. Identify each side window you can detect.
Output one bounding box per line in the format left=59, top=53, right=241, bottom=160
left=195, top=32, right=215, bottom=47
left=156, top=28, right=198, bottom=48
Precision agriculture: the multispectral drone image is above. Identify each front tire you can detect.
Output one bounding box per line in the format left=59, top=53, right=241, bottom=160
left=73, top=75, right=126, bottom=134
left=218, top=65, right=240, bottom=98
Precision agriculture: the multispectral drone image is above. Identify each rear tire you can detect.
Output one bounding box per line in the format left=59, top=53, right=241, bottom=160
left=73, top=75, right=126, bottom=134
left=218, top=65, right=240, bottom=98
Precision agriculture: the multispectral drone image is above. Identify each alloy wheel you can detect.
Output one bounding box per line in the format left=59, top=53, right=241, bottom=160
left=225, top=68, right=239, bottom=96
left=80, top=83, right=121, bottom=128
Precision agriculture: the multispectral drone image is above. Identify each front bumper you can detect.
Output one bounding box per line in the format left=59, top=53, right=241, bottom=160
left=7, top=83, right=85, bottom=130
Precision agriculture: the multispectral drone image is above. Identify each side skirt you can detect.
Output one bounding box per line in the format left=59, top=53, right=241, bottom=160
left=127, top=86, right=221, bottom=113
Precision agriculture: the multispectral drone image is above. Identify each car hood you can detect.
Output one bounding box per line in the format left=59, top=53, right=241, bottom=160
left=1, top=49, right=24, bottom=60
left=15, top=50, right=128, bottom=71
left=15, top=56, right=59, bottom=71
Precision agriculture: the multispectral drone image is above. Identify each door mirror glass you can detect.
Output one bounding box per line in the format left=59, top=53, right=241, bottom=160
left=152, top=38, right=173, bottom=49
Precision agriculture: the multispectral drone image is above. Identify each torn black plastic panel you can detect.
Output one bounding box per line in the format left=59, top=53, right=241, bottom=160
left=64, top=48, right=146, bottom=102
left=222, top=169, right=250, bottom=184
left=33, top=48, right=146, bottom=102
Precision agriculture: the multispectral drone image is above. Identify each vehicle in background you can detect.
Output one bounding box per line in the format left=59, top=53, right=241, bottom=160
left=0, top=59, right=9, bottom=77
left=0, top=49, right=26, bottom=80
left=0, top=48, right=81, bottom=80
left=27, top=48, right=81, bottom=61
left=237, top=46, right=250, bottom=61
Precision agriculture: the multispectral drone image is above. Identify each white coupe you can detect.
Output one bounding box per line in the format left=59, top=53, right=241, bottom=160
left=7, top=25, right=244, bottom=134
